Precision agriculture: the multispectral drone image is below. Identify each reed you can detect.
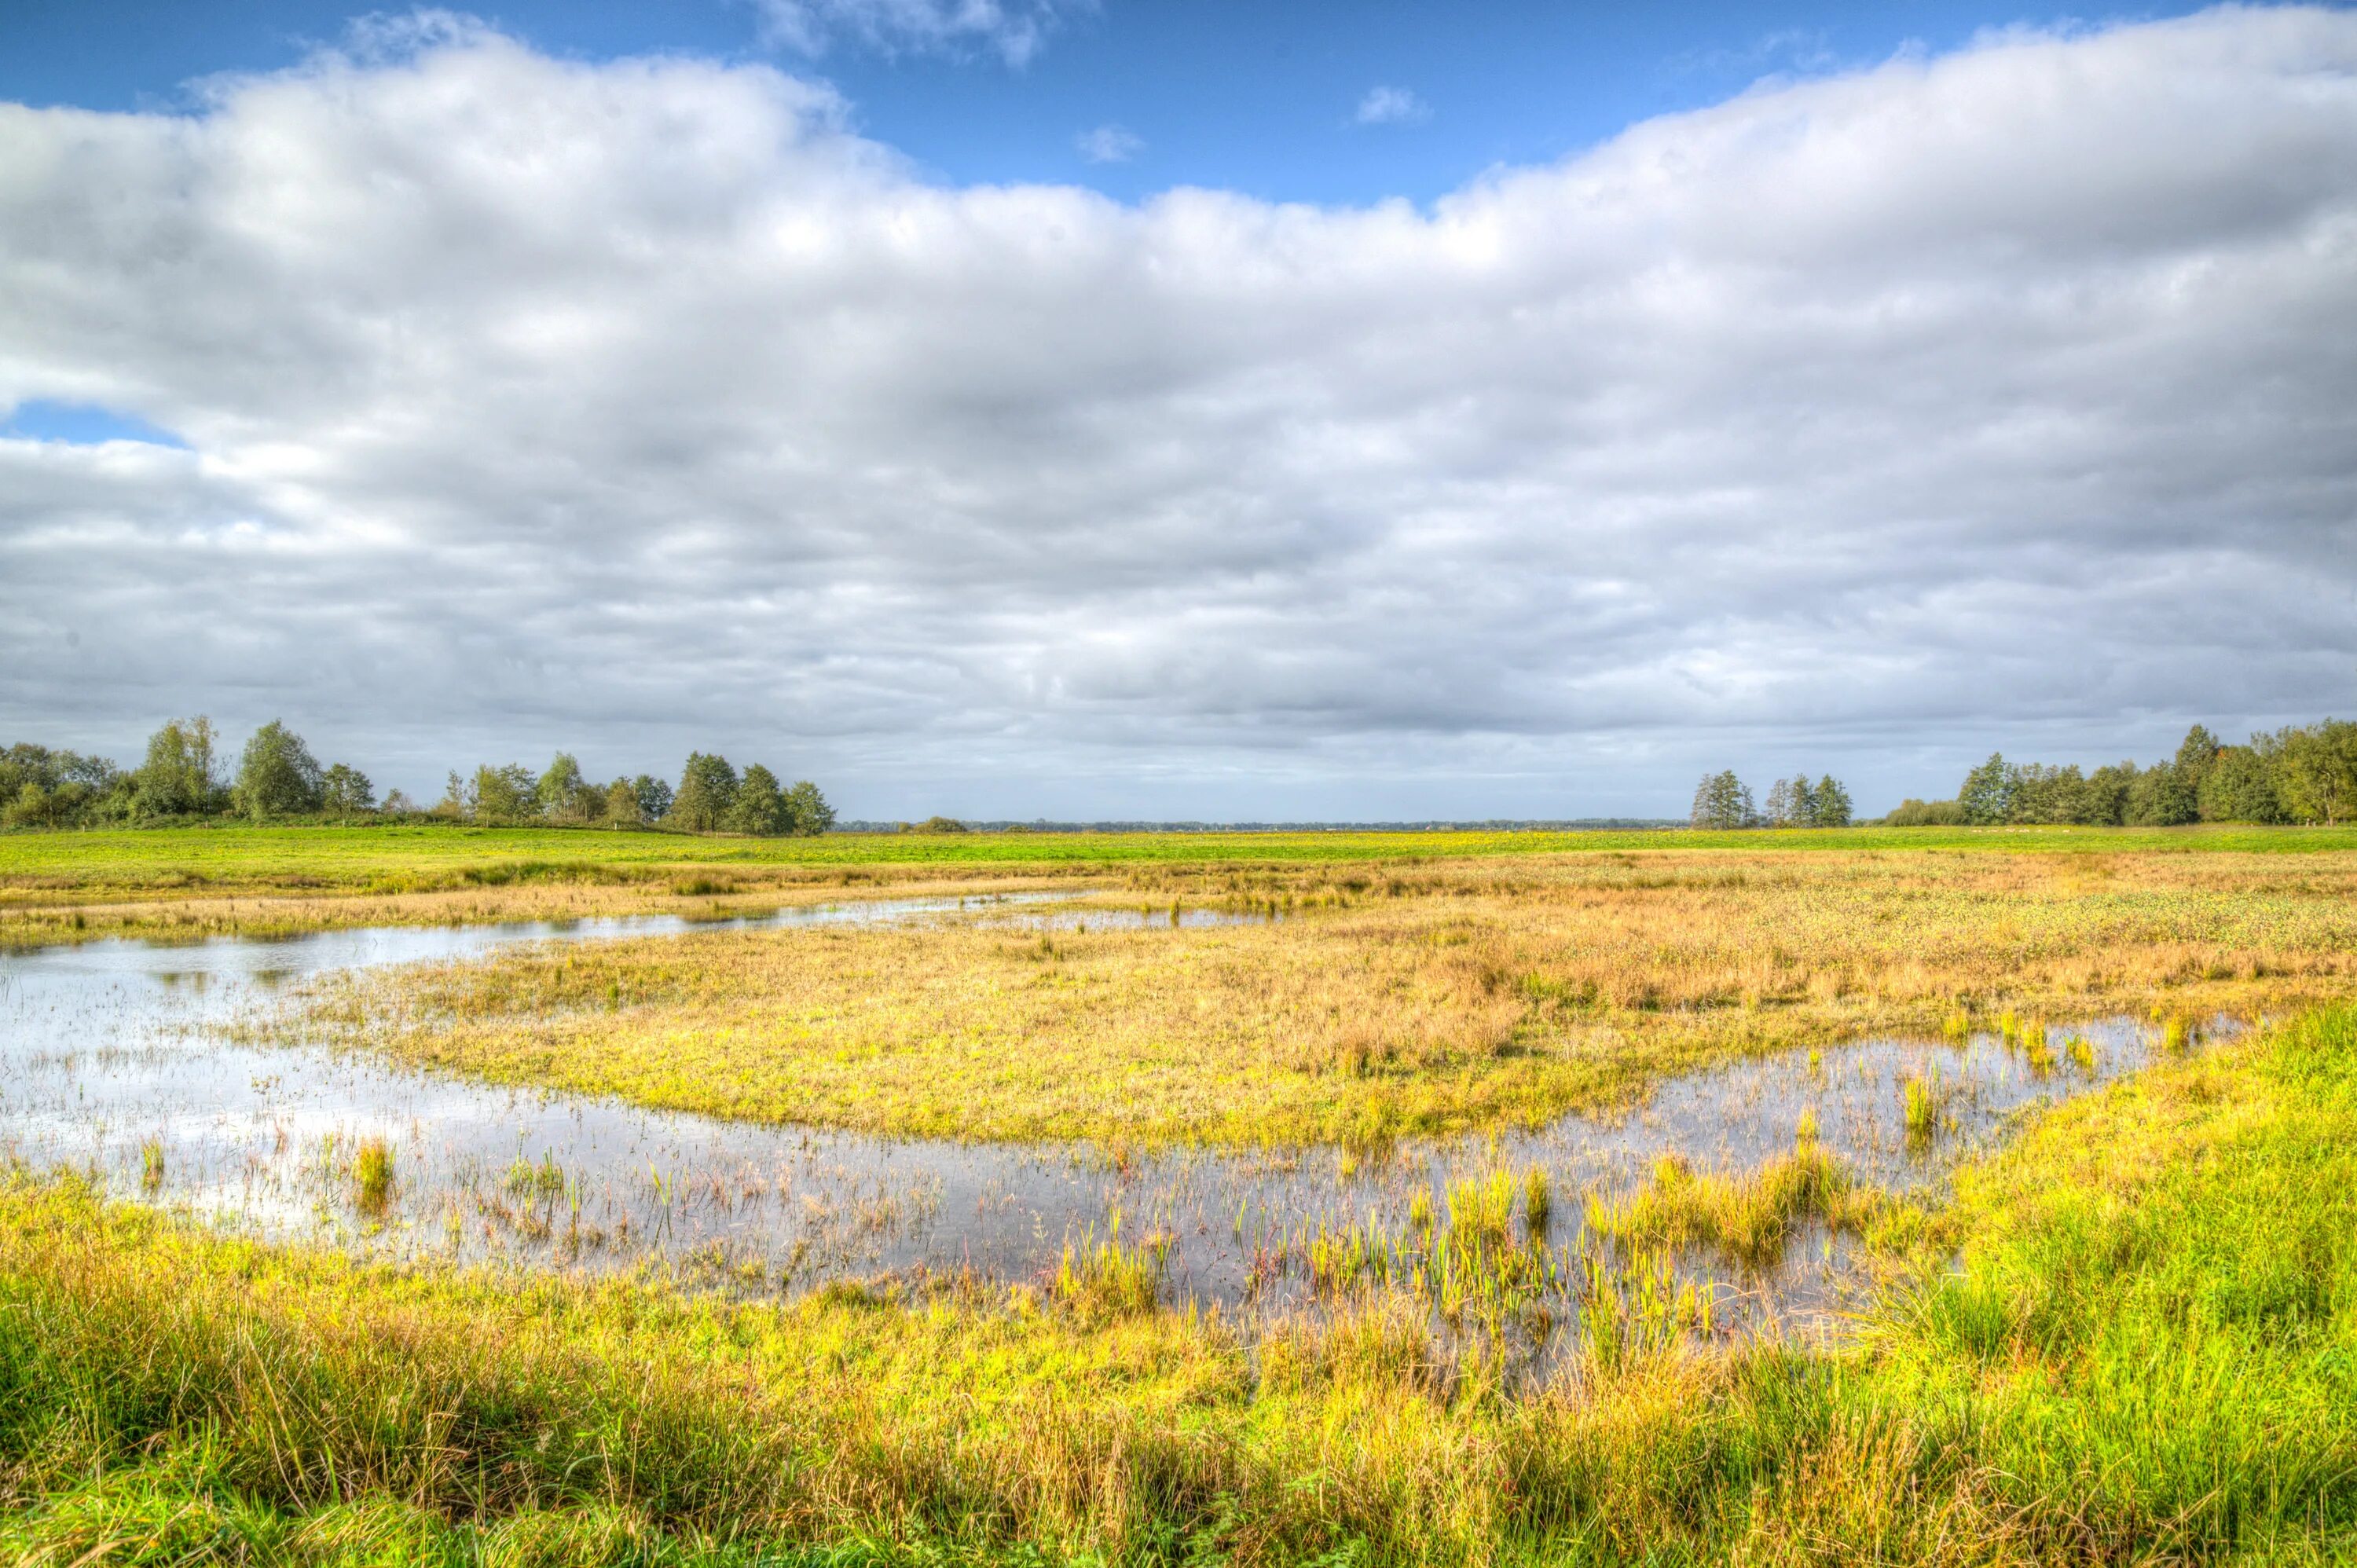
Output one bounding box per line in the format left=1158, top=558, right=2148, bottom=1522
left=5, top=1002, right=2357, bottom=1562
left=354, top=1137, right=394, bottom=1213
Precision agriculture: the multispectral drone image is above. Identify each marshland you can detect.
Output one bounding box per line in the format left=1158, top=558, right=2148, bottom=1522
left=5, top=825, right=2357, bottom=1563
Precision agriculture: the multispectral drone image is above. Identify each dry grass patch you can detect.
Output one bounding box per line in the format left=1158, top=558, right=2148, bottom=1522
left=291, top=850, right=2357, bottom=1147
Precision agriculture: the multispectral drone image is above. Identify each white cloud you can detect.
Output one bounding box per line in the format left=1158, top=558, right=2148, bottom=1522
left=1076, top=123, right=1142, bottom=163
left=756, top=0, right=1083, bottom=64
left=1353, top=84, right=1430, bottom=126
left=2, top=9, right=2355, bottom=815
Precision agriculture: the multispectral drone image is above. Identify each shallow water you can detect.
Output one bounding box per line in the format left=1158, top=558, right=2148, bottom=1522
left=2, top=896, right=2201, bottom=1355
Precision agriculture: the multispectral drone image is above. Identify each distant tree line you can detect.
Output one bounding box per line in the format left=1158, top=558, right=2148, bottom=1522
left=1689, top=771, right=1854, bottom=830
left=1886, top=720, right=2357, bottom=826
left=2, top=718, right=833, bottom=837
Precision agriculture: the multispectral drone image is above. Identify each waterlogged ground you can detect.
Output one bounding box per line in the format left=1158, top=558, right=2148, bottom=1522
left=2, top=895, right=2211, bottom=1357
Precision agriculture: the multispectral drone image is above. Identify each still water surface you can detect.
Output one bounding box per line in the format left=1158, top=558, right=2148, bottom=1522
left=2, top=895, right=2196, bottom=1344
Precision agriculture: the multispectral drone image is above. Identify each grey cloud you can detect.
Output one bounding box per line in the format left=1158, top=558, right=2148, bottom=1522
left=2, top=9, right=2355, bottom=817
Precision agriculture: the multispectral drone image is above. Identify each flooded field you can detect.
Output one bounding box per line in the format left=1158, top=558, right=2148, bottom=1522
left=3, top=896, right=2208, bottom=1358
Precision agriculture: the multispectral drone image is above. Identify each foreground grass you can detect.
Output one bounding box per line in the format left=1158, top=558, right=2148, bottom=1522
left=7, top=1006, right=2356, bottom=1563
left=297, top=850, right=2357, bottom=1146
left=6, top=822, right=2355, bottom=947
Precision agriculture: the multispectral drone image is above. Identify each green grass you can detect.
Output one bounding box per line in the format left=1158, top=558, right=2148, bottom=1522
left=7, top=820, right=2355, bottom=951
left=8, top=1005, right=2356, bottom=1563
left=6, top=820, right=2356, bottom=890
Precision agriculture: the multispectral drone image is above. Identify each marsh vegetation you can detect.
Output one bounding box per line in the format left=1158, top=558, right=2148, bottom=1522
left=3, top=829, right=2355, bottom=1563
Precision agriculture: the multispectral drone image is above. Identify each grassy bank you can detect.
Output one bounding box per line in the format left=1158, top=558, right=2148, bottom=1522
left=295, top=850, right=2357, bottom=1146
left=6, top=821, right=2356, bottom=947
left=7, top=1005, right=2355, bottom=1564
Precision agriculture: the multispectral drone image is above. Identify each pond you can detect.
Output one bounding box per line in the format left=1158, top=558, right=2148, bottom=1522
left=2, top=894, right=2201, bottom=1361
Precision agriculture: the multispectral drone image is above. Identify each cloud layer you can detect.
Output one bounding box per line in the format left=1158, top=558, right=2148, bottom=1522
left=2, top=8, right=2355, bottom=815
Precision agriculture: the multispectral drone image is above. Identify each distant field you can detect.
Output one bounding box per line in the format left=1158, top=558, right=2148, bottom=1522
left=6, top=820, right=2356, bottom=947
left=5, top=819, right=2355, bottom=884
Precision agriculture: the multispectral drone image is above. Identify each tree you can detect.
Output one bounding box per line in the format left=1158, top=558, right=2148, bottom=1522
left=234, top=721, right=324, bottom=820
left=1810, top=775, right=1853, bottom=827
left=669, top=753, right=738, bottom=832
left=469, top=763, right=536, bottom=824
left=1, top=744, right=122, bottom=828
left=2174, top=725, right=2222, bottom=791
left=1958, top=753, right=2015, bottom=826
left=1762, top=777, right=1802, bottom=827
left=535, top=753, right=590, bottom=822
left=434, top=771, right=467, bottom=819
left=2265, top=720, right=2357, bottom=824
left=321, top=764, right=374, bottom=817
left=1885, top=798, right=1967, bottom=826
left=2198, top=746, right=2282, bottom=823
left=135, top=717, right=219, bottom=818
left=2125, top=763, right=2198, bottom=826
left=2084, top=763, right=2137, bottom=826
left=783, top=779, right=834, bottom=836
left=602, top=777, right=642, bottom=824
left=3, top=780, right=53, bottom=828
left=728, top=764, right=789, bottom=836
left=1689, top=771, right=1754, bottom=830
left=632, top=775, right=673, bottom=822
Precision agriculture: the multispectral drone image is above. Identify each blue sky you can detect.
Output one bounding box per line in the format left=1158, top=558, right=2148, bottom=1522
left=0, top=0, right=2230, bottom=203
left=1, top=2, right=2352, bottom=818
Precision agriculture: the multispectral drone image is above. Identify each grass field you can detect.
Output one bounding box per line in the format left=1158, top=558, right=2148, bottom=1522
left=7, top=820, right=2357, bottom=947
left=293, top=847, right=2357, bottom=1146
left=9, top=1003, right=2354, bottom=1565
left=10, top=823, right=2357, bottom=1562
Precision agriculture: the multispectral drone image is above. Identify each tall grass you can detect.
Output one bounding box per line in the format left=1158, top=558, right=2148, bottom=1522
left=6, top=1007, right=2357, bottom=1563
left=283, top=848, right=2357, bottom=1149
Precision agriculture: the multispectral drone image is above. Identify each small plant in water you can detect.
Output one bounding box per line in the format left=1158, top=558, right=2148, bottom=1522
left=2066, top=1033, right=2097, bottom=1074
left=1524, top=1167, right=1552, bottom=1236
left=1903, top=1075, right=1937, bottom=1144
left=139, top=1139, right=165, bottom=1192
left=354, top=1137, right=394, bottom=1212
left=1794, top=1105, right=1820, bottom=1147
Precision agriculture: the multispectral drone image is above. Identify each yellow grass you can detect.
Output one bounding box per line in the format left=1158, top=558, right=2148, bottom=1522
left=291, top=849, right=2357, bottom=1147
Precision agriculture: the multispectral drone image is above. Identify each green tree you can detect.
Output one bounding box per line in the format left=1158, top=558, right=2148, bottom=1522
left=1884, top=798, right=1967, bottom=826
left=2175, top=724, right=2222, bottom=791
left=783, top=779, right=834, bottom=836
left=135, top=717, right=219, bottom=818
left=601, top=778, right=643, bottom=825
left=2084, top=763, right=2137, bottom=826
left=632, top=775, right=673, bottom=822
left=2198, top=746, right=2282, bottom=823
left=1958, top=753, right=2015, bottom=825
left=1688, top=771, right=1754, bottom=830
left=535, top=753, right=589, bottom=822
left=321, top=764, right=374, bottom=818
left=469, top=764, right=536, bottom=824
left=2125, top=764, right=2198, bottom=826
left=1763, top=776, right=1815, bottom=827
left=2265, top=720, right=2357, bottom=824
left=3, top=780, right=53, bottom=828
left=669, top=753, right=738, bottom=833
left=724, top=764, right=787, bottom=836
left=234, top=721, right=324, bottom=821
left=1810, top=775, right=1853, bottom=827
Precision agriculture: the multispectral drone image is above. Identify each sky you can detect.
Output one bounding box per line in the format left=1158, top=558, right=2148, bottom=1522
left=1, top=2, right=2353, bottom=819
